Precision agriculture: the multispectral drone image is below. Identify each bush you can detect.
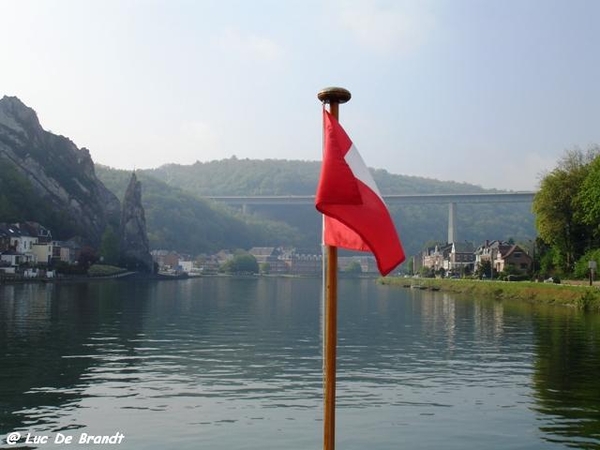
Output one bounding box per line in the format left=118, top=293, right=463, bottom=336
left=576, top=291, right=598, bottom=311
left=54, top=261, right=87, bottom=275
left=574, top=249, right=600, bottom=279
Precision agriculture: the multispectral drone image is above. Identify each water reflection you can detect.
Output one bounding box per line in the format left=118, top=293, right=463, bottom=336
left=0, top=278, right=325, bottom=449
left=531, top=307, right=600, bottom=448
left=0, top=278, right=599, bottom=449
left=0, top=281, right=153, bottom=437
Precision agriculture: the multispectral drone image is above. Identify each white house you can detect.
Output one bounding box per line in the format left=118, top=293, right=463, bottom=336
left=5, top=225, right=38, bottom=254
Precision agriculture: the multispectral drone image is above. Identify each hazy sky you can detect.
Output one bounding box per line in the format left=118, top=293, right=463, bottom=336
left=1, top=0, right=598, bottom=191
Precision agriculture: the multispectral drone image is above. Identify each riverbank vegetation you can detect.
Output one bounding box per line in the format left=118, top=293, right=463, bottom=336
left=532, top=144, right=600, bottom=279
left=380, top=277, right=600, bottom=312
left=87, top=264, right=128, bottom=277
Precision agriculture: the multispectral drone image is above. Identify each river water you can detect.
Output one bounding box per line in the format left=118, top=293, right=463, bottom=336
left=1, top=277, right=599, bottom=449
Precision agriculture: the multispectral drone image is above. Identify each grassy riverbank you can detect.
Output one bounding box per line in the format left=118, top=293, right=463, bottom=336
left=379, top=277, right=600, bottom=312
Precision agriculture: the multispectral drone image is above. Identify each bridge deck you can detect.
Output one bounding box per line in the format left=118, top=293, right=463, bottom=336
left=207, top=192, right=536, bottom=206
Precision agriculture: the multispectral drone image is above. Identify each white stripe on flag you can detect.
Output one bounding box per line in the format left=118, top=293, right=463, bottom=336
left=344, top=144, right=382, bottom=198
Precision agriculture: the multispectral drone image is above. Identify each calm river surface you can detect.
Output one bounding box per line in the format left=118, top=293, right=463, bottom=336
left=1, top=277, right=600, bottom=449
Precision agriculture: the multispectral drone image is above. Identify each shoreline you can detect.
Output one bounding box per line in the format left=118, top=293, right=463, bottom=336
left=6, top=273, right=599, bottom=313
left=0, top=271, right=185, bottom=285
left=0, top=271, right=318, bottom=285
left=379, top=277, right=600, bottom=312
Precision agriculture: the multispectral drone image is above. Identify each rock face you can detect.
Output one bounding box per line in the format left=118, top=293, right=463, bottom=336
left=119, top=172, right=154, bottom=273
left=0, top=95, right=120, bottom=246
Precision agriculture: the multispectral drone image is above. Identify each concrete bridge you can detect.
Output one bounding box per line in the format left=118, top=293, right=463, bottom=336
left=207, top=191, right=536, bottom=243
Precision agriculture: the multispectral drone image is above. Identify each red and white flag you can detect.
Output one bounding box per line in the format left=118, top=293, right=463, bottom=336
left=315, top=109, right=405, bottom=276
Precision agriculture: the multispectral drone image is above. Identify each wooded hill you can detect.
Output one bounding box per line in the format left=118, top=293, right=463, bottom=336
left=95, top=165, right=302, bottom=255
left=97, top=158, right=536, bottom=257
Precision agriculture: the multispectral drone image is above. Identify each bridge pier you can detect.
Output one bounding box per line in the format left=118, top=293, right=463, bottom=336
left=448, top=202, right=456, bottom=243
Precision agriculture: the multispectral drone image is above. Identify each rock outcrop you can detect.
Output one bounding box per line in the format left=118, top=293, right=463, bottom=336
left=119, top=172, right=154, bottom=273
left=0, top=95, right=120, bottom=246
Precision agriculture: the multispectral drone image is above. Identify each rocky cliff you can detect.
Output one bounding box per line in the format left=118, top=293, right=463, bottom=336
left=119, top=172, right=154, bottom=273
left=0, top=96, right=120, bottom=246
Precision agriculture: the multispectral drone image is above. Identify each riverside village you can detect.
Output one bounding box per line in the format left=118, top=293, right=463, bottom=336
left=0, top=220, right=534, bottom=281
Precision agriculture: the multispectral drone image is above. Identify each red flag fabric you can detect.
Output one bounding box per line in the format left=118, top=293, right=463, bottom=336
left=315, top=109, right=405, bottom=276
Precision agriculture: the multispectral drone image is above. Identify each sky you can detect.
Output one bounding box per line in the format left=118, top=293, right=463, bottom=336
left=1, top=0, right=598, bottom=191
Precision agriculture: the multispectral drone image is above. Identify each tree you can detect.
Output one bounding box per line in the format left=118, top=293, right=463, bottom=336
left=419, top=266, right=434, bottom=278
left=260, top=262, right=271, bottom=274
left=406, top=257, right=414, bottom=275
left=78, top=246, right=98, bottom=270
left=500, top=263, right=520, bottom=279
left=344, top=261, right=362, bottom=274
left=575, top=146, right=600, bottom=241
left=221, top=252, right=259, bottom=274
left=475, top=260, right=492, bottom=279
left=532, top=147, right=598, bottom=273
left=99, top=226, right=120, bottom=265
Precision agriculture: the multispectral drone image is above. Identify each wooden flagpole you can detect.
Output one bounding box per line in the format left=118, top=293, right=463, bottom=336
left=317, top=86, right=351, bottom=450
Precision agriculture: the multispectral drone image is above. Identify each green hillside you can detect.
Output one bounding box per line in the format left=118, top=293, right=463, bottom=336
left=0, top=159, right=55, bottom=224
left=140, top=158, right=536, bottom=256
left=96, top=166, right=304, bottom=254
left=145, top=157, right=493, bottom=196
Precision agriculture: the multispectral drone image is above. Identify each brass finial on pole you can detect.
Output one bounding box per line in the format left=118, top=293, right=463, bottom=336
left=318, top=86, right=351, bottom=102
left=318, top=86, right=351, bottom=450
left=318, top=87, right=351, bottom=122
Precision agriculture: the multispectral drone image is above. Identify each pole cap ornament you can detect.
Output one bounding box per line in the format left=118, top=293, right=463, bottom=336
left=318, top=87, right=351, bottom=104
